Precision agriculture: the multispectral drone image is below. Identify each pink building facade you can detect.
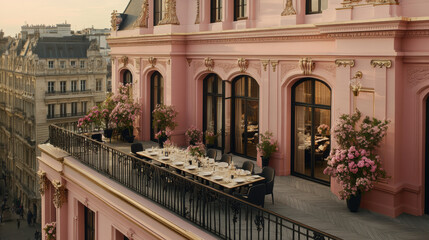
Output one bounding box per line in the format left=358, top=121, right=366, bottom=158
left=108, top=0, right=429, bottom=217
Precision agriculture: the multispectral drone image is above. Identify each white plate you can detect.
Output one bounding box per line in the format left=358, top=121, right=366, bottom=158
left=200, top=171, right=213, bottom=176
left=147, top=149, right=153, bottom=152
left=173, top=161, right=184, bottom=166
left=185, top=165, right=197, bottom=170
left=234, top=178, right=245, bottom=183
left=160, top=156, right=170, bottom=160
left=218, top=162, right=228, bottom=168
left=251, top=175, right=261, bottom=179
left=213, top=176, right=223, bottom=181
left=149, top=152, right=158, bottom=156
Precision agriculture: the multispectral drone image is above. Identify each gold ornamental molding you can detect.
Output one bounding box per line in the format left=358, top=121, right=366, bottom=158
left=52, top=180, right=67, bottom=209
left=133, top=0, right=149, bottom=28
left=37, top=170, right=48, bottom=196
left=238, top=58, right=249, bottom=73
left=335, top=59, right=355, bottom=68
left=148, top=57, right=157, bottom=68
left=204, top=57, right=214, bottom=71
left=261, top=60, right=269, bottom=71
left=370, top=60, right=392, bottom=68
left=271, top=60, right=279, bottom=72
left=341, top=0, right=399, bottom=8
left=281, top=0, right=296, bottom=16
left=120, top=56, right=128, bottom=66
left=111, top=10, right=123, bottom=31
left=159, top=0, right=180, bottom=25
left=195, top=0, right=200, bottom=24
left=299, top=58, right=315, bottom=75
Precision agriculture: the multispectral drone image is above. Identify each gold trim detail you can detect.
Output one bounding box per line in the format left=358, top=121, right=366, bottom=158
left=133, top=0, right=149, bottom=28
left=148, top=57, right=157, bottom=67
left=53, top=180, right=67, bottom=209
left=238, top=58, right=249, bottom=73
left=111, top=10, right=122, bottom=31
left=271, top=60, right=279, bottom=72
left=281, top=0, right=296, bottom=16
left=370, top=60, right=392, bottom=68
left=204, top=57, right=214, bottom=71
left=159, top=0, right=180, bottom=25
left=120, top=56, right=128, bottom=66
left=335, top=59, right=355, bottom=68
left=299, top=58, right=315, bottom=75
left=37, top=170, right=48, bottom=196
left=195, top=0, right=200, bottom=24
left=261, top=60, right=269, bottom=71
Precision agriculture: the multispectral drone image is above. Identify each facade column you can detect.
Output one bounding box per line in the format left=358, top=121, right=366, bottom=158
left=53, top=179, right=68, bottom=240
left=258, top=59, right=270, bottom=167
left=371, top=60, right=391, bottom=120
left=199, top=0, right=210, bottom=31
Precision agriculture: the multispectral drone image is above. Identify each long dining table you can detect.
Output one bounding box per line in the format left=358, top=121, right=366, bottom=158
left=136, top=148, right=265, bottom=190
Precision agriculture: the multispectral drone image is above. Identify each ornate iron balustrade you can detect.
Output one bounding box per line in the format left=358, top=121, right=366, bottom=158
left=49, top=124, right=340, bottom=240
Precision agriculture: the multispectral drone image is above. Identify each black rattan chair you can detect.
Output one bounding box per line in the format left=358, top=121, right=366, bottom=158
left=241, top=161, right=254, bottom=174
left=259, top=167, right=275, bottom=204
left=206, top=149, right=217, bottom=160
left=219, top=154, right=232, bottom=165
left=91, top=133, right=103, bottom=142
left=234, top=184, right=266, bottom=207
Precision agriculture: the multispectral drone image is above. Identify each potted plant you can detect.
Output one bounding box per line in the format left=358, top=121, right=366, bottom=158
left=256, top=131, right=279, bottom=167
left=186, top=126, right=203, bottom=146
left=155, top=129, right=172, bottom=148
left=187, top=142, right=206, bottom=158
left=43, top=222, right=56, bottom=240
left=323, top=110, right=390, bottom=212
left=152, top=104, right=178, bottom=147
left=100, top=92, right=116, bottom=138
left=77, top=106, right=102, bottom=133
left=204, top=129, right=220, bottom=148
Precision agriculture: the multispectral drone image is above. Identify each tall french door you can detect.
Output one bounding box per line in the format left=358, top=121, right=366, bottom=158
left=232, top=75, right=259, bottom=159
left=203, top=74, right=223, bottom=148
left=292, top=78, right=331, bottom=184
left=425, top=97, right=429, bottom=214
left=150, top=72, right=164, bottom=141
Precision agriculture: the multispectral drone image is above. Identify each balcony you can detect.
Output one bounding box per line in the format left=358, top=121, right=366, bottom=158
left=44, top=89, right=94, bottom=100
left=48, top=125, right=338, bottom=240
left=47, top=112, right=85, bottom=120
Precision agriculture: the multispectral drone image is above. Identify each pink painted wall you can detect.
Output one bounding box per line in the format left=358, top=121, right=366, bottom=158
left=108, top=1, right=429, bottom=217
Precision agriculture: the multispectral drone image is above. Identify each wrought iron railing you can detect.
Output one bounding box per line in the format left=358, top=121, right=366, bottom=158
left=49, top=124, right=340, bottom=240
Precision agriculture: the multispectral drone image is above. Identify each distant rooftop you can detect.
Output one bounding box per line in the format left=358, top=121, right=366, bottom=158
left=33, top=36, right=90, bottom=59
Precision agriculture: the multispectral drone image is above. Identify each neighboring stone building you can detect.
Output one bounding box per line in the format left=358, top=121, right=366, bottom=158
left=0, top=32, right=107, bottom=221
left=21, top=23, right=72, bottom=38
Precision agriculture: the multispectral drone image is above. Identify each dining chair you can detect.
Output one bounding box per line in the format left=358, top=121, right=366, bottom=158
left=234, top=183, right=266, bottom=207
left=206, top=149, right=217, bottom=160
left=241, top=161, right=254, bottom=174
left=258, top=167, right=275, bottom=204
left=219, top=154, right=232, bottom=165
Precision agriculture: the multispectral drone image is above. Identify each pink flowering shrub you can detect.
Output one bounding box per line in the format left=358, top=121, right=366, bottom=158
left=77, top=106, right=102, bottom=129
left=186, top=126, right=203, bottom=146
left=323, top=110, right=390, bottom=200
left=152, top=104, right=178, bottom=131
left=155, top=129, right=173, bottom=140
left=187, top=142, right=206, bottom=157
left=256, top=131, right=279, bottom=158
left=44, top=222, right=56, bottom=240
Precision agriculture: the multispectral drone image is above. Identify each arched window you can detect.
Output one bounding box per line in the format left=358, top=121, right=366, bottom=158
left=232, top=75, right=259, bottom=159
left=123, top=70, right=132, bottom=85
left=292, top=78, right=331, bottom=184
left=150, top=71, right=164, bottom=140
left=203, top=74, right=223, bottom=148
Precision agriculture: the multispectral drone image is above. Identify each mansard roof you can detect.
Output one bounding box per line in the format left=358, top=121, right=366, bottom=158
left=120, top=0, right=142, bottom=30
left=33, top=36, right=90, bottom=59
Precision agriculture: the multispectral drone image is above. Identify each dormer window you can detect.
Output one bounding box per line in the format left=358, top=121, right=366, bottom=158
left=234, top=0, right=247, bottom=21
left=71, top=61, right=76, bottom=68
left=154, top=0, right=165, bottom=26
left=48, top=61, right=54, bottom=69
left=211, top=0, right=222, bottom=23
left=306, top=0, right=328, bottom=14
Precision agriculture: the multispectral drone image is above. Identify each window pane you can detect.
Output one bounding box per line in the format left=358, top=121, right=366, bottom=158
left=246, top=100, right=258, bottom=158
left=295, top=81, right=312, bottom=104
left=207, top=76, right=213, bottom=93
left=206, top=96, right=214, bottom=131
left=216, top=78, right=222, bottom=94
left=313, top=108, right=330, bottom=182
left=321, top=0, right=328, bottom=10
left=234, top=98, right=245, bottom=155
left=234, top=77, right=245, bottom=96
left=311, top=0, right=319, bottom=12
left=216, top=96, right=223, bottom=146
left=294, top=106, right=312, bottom=176
left=315, top=81, right=331, bottom=105
left=248, top=78, right=259, bottom=98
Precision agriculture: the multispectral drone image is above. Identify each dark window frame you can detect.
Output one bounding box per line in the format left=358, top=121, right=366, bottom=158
left=123, top=70, right=133, bottom=85
left=234, top=0, right=247, bottom=21
left=150, top=71, right=164, bottom=141
left=154, top=0, right=164, bottom=26
left=291, top=78, right=331, bottom=185
left=210, top=0, right=223, bottom=23
left=306, top=0, right=326, bottom=14
left=84, top=206, right=95, bottom=240
left=203, top=74, right=223, bottom=149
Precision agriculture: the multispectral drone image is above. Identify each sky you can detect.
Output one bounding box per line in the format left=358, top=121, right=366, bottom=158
left=0, top=0, right=130, bottom=36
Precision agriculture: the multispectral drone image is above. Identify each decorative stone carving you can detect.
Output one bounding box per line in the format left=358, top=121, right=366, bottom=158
left=111, top=10, right=123, bottom=31
left=407, top=66, right=429, bottom=87
left=335, top=59, right=355, bottom=68
left=370, top=60, right=392, bottom=68
left=342, top=0, right=398, bottom=8
left=299, top=58, right=315, bottom=75
left=88, top=39, right=99, bottom=51
left=238, top=58, right=249, bottom=73
left=271, top=60, right=279, bottom=72
left=186, top=58, right=192, bottom=67
left=134, top=58, right=141, bottom=72
left=148, top=57, right=157, bottom=67
left=52, top=180, right=67, bottom=209
left=367, top=0, right=399, bottom=4
left=204, top=57, right=214, bottom=71
left=159, top=0, right=180, bottom=25
left=134, top=0, right=149, bottom=28
left=195, top=0, right=200, bottom=24
left=37, top=170, right=47, bottom=196
left=127, top=229, right=135, bottom=240
left=281, top=0, right=296, bottom=16
left=281, top=63, right=298, bottom=77
left=261, top=60, right=269, bottom=71
left=120, top=56, right=128, bottom=66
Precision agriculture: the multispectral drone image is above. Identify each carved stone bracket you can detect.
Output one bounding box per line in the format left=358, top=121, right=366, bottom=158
left=159, top=0, right=180, bottom=25
left=148, top=57, right=157, bottom=67
left=52, top=180, right=67, bottom=209
left=335, top=59, right=355, bottom=68
left=261, top=60, right=269, bottom=71
left=37, top=170, right=48, bottom=196
left=271, top=60, right=279, bottom=72
left=195, top=0, right=200, bottom=24
left=238, top=58, right=249, bottom=73
left=186, top=58, right=192, bottom=67
left=120, top=56, right=128, bottom=66
left=299, top=58, right=315, bottom=75
left=204, top=57, right=214, bottom=71
left=134, top=58, right=141, bottom=72
left=370, top=60, right=392, bottom=68
left=281, top=0, right=296, bottom=16
left=134, top=0, right=149, bottom=28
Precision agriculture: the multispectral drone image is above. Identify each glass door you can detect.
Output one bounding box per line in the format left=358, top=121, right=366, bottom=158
left=203, top=74, right=223, bottom=148
left=150, top=72, right=164, bottom=141
left=292, top=79, right=331, bottom=184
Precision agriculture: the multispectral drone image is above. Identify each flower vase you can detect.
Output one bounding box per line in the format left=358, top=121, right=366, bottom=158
left=158, top=136, right=167, bottom=148
left=261, top=156, right=270, bottom=167
left=103, top=128, right=113, bottom=138
left=346, top=191, right=362, bottom=212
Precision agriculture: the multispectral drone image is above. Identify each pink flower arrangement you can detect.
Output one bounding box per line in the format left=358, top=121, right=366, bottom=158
left=317, top=124, right=330, bottom=135
left=204, top=129, right=221, bottom=145
left=187, top=142, right=206, bottom=157
left=185, top=126, right=203, bottom=146
left=155, top=129, right=173, bottom=140
left=44, top=222, right=56, bottom=240
left=152, top=104, right=178, bottom=132
left=323, top=110, right=390, bottom=200
left=256, top=131, right=279, bottom=159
